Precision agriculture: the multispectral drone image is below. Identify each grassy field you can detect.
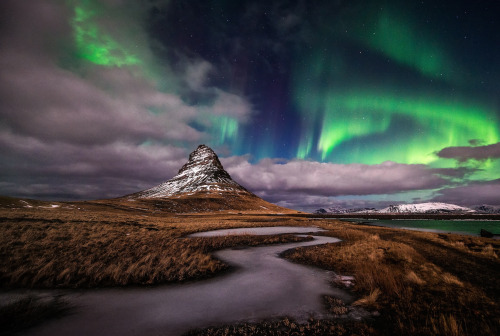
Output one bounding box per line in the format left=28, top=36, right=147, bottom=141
left=285, top=221, right=500, bottom=335
left=1, top=201, right=499, bottom=335
left=0, top=206, right=306, bottom=288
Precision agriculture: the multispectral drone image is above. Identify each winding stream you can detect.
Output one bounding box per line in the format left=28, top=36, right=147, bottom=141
left=25, top=226, right=347, bottom=336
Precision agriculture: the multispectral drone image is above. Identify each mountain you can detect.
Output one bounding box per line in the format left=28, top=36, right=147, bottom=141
left=0, top=145, right=294, bottom=214
left=314, top=207, right=377, bottom=214
left=379, top=202, right=474, bottom=214
left=315, top=202, right=475, bottom=214
left=124, top=145, right=293, bottom=213
left=133, top=144, right=248, bottom=198
left=473, top=205, right=500, bottom=214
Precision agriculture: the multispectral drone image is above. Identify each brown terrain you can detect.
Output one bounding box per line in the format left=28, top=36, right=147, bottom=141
left=1, top=196, right=499, bottom=336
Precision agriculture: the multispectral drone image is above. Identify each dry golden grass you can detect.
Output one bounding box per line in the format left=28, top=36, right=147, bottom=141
left=353, top=288, right=381, bottom=310
left=0, top=205, right=308, bottom=288
left=285, top=220, right=500, bottom=336
left=1, top=203, right=499, bottom=335
left=481, top=244, right=498, bottom=258
left=406, top=270, right=426, bottom=285
left=441, top=272, right=463, bottom=287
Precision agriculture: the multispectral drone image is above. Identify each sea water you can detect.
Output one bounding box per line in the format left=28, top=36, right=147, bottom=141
left=345, top=219, right=500, bottom=236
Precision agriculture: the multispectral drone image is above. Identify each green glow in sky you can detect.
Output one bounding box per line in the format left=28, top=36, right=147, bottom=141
left=296, top=136, right=313, bottom=160
left=292, top=5, right=499, bottom=168
left=210, top=116, right=239, bottom=145
left=71, top=1, right=140, bottom=66
left=295, top=86, right=499, bottom=165
left=318, top=93, right=498, bottom=164
left=346, top=9, right=458, bottom=82
left=367, top=12, right=451, bottom=80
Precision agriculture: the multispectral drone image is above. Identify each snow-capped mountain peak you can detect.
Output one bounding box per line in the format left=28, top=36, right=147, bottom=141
left=315, top=202, right=475, bottom=214
left=177, top=144, right=226, bottom=177
left=379, top=202, right=474, bottom=214
left=132, top=145, right=249, bottom=198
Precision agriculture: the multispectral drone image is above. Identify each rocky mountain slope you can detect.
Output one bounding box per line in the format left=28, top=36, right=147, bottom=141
left=133, top=145, right=249, bottom=198
left=473, top=205, right=500, bottom=214
left=0, top=146, right=294, bottom=214
left=124, top=145, right=292, bottom=213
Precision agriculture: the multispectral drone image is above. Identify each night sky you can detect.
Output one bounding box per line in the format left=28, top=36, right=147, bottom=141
left=1, top=0, right=499, bottom=211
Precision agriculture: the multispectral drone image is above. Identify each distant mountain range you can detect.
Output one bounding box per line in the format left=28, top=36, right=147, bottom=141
left=473, top=205, right=500, bottom=214
left=379, top=202, right=474, bottom=214
left=315, top=202, right=500, bottom=214
left=315, top=207, right=378, bottom=214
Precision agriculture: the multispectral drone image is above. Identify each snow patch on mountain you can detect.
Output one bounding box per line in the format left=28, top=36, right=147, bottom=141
left=379, top=202, right=474, bottom=214
left=132, top=145, right=250, bottom=198
left=315, top=207, right=377, bottom=214
left=315, top=202, right=476, bottom=214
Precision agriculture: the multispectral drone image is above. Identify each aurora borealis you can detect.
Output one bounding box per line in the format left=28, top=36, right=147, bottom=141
left=73, top=2, right=141, bottom=67
left=1, top=0, right=499, bottom=210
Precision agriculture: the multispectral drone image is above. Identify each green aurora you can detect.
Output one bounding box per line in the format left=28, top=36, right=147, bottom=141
left=71, top=1, right=141, bottom=67
left=209, top=115, right=239, bottom=146
left=69, top=0, right=500, bottom=191
left=69, top=0, right=240, bottom=146
left=292, top=2, right=499, bottom=183
left=295, top=89, right=499, bottom=165
left=346, top=8, right=460, bottom=83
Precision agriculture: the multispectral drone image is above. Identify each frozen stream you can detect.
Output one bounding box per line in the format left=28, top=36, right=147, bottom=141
left=24, top=226, right=347, bottom=336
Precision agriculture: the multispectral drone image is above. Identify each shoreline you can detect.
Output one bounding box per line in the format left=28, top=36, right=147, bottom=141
left=338, top=218, right=500, bottom=238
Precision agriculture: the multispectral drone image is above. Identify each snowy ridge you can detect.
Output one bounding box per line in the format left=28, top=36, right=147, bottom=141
left=315, top=207, right=377, bottom=214
left=133, top=145, right=250, bottom=198
left=315, top=202, right=475, bottom=214
left=379, top=202, right=474, bottom=214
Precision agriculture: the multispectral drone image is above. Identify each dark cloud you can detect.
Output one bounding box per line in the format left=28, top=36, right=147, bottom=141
left=0, top=0, right=71, bottom=58
left=223, top=157, right=454, bottom=197
left=220, top=156, right=491, bottom=211
left=436, top=142, right=500, bottom=162
left=251, top=192, right=398, bottom=213
left=0, top=131, right=187, bottom=200
left=0, top=0, right=201, bottom=201
left=0, top=2, right=202, bottom=145
left=432, top=179, right=500, bottom=206
left=0, top=62, right=201, bottom=145
left=433, top=167, right=478, bottom=179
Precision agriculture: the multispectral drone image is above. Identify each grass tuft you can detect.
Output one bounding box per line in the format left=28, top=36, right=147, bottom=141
left=406, top=271, right=426, bottom=285
left=352, top=288, right=381, bottom=310
left=441, top=272, right=463, bottom=287
left=481, top=244, right=498, bottom=258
